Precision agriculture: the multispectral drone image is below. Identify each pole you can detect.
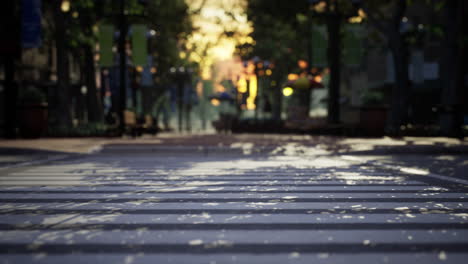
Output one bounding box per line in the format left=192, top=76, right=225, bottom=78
left=177, top=72, right=184, bottom=132
left=118, top=0, right=127, bottom=134
left=307, top=6, right=313, bottom=75
left=326, top=0, right=341, bottom=124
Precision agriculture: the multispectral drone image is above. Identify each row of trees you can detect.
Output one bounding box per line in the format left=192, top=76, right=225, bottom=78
left=240, top=0, right=466, bottom=136
left=2, top=0, right=194, bottom=137
left=52, top=0, right=194, bottom=128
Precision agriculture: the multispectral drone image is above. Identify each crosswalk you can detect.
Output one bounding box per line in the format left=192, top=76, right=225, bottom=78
left=1, top=146, right=467, bottom=263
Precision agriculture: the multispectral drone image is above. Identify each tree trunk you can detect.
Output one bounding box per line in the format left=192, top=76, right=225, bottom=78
left=84, top=44, right=104, bottom=123
left=53, top=4, right=72, bottom=128
left=272, top=65, right=284, bottom=122
left=118, top=0, right=127, bottom=134
left=387, top=31, right=410, bottom=136
left=439, top=0, right=463, bottom=137
left=384, top=0, right=409, bottom=136
left=2, top=0, right=20, bottom=138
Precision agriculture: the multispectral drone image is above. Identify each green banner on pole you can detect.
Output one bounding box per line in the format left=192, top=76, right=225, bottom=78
left=343, top=24, right=364, bottom=67
left=131, top=24, right=148, bottom=66
left=98, top=24, right=114, bottom=67
left=311, top=25, right=328, bottom=67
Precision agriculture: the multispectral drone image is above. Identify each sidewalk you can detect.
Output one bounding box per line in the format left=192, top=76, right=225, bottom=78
left=0, top=138, right=107, bottom=168
left=1, top=134, right=467, bottom=179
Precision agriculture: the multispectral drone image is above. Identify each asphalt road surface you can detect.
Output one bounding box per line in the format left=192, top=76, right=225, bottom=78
left=1, top=144, right=467, bottom=263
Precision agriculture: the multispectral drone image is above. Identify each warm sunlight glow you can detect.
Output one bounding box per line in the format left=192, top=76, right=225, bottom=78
left=212, top=44, right=236, bottom=61
left=186, top=0, right=252, bottom=79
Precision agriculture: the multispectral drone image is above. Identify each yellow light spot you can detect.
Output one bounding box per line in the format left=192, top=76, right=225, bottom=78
left=313, top=1, right=327, bottom=13
left=314, top=75, right=323, bottom=83
left=246, top=75, right=257, bottom=110
left=61, top=0, right=71, bottom=12
left=179, top=51, right=186, bottom=59
left=283, top=87, right=294, bottom=97
left=211, top=98, right=220, bottom=106
left=288, top=73, right=299, bottom=81
left=349, top=16, right=363, bottom=24
left=298, top=60, right=308, bottom=69
left=266, top=69, right=272, bottom=76
left=358, top=9, right=367, bottom=18
left=136, top=66, right=144, bottom=73
left=238, top=78, right=247, bottom=93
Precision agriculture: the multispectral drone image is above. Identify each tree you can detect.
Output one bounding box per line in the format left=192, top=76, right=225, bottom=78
left=63, top=0, right=192, bottom=127
left=0, top=1, right=21, bottom=138
left=52, top=1, right=72, bottom=128
left=360, top=0, right=410, bottom=135
left=70, top=0, right=104, bottom=123
left=439, top=0, right=464, bottom=137
left=148, top=0, right=193, bottom=81
left=244, top=0, right=308, bottom=121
